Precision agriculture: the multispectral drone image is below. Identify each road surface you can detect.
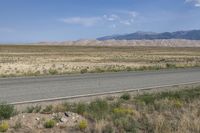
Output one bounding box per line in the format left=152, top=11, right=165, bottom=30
left=0, top=68, right=200, bottom=104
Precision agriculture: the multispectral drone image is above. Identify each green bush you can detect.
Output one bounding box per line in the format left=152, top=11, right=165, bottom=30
left=78, top=120, right=88, bottom=130
left=0, top=121, right=9, bottom=132
left=75, top=103, right=87, bottom=115
left=0, top=103, right=15, bottom=120
left=120, top=93, right=131, bottom=100
left=88, top=99, right=109, bottom=121
left=44, top=119, right=56, bottom=128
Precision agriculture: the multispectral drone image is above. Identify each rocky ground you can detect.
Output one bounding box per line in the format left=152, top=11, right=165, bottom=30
left=6, top=112, right=85, bottom=133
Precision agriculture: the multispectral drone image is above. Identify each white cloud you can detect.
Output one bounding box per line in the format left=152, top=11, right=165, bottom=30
left=103, top=14, right=120, bottom=21
left=60, top=10, right=138, bottom=27
left=120, top=20, right=131, bottom=25
left=60, top=17, right=102, bottom=27
left=186, top=0, right=200, bottom=7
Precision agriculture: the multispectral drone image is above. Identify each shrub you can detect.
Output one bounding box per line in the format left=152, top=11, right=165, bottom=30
left=102, top=124, right=114, bottom=133
left=166, top=63, right=176, bottom=68
left=25, top=106, right=35, bottom=113
left=114, top=116, right=137, bottom=133
left=48, top=69, right=58, bottom=75
left=0, top=103, right=15, bottom=120
left=44, top=119, right=56, bottom=128
left=41, top=105, right=53, bottom=114
left=134, top=93, right=156, bottom=104
left=61, top=102, right=71, bottom=111
left=88, top=99, right=109, bottom=121
left=80, top=68, right=88, bottom=74
left=0, top=121, right=9, bottom=132
left=126, top=66, right=132, bottom=71
left=75, top=103, right=87, bottom=115
left=120, top=93, right=131, bottom=100
left=34, top=105, right=42, bottom=113
left=25, top=105, right=41, bottom=113
left=94, top=67, right=104, bottom=73
left=78, top=120, right=88, bottom=130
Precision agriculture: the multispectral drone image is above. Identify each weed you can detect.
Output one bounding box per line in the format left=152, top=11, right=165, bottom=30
left=78, top=120, right=88, bottom=130
left=44, top=119, right=56, bottom=128
left=0, top=121, right=9, bottom=132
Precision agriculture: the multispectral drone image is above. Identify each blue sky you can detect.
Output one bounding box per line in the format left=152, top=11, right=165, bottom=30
left=0, top=0, right=200, bottom=43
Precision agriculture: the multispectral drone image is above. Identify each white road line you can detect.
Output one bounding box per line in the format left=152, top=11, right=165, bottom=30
left=10, top=81, right=200, bottom=105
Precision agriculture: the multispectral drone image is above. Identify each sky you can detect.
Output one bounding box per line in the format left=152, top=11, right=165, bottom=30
left=0, top=0, right=200, bottom=43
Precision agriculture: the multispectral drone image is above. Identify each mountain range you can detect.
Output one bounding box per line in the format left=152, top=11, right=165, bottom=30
left=97, top=30, right=200, bottom=40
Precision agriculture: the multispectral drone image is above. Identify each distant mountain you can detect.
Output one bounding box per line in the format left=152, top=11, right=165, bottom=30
left=97, top=30, right=200, bottom=40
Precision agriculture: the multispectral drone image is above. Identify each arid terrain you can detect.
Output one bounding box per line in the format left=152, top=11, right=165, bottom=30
left=0, top=44, right=200, bottom=77
left=1, top=85, right=200, bottom=133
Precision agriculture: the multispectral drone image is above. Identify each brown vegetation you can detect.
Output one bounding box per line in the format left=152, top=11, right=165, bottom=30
left=0, top=45, right=200, bottom=77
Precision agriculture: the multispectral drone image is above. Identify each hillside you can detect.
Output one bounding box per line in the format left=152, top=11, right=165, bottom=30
left=97, top=30, right=200, bottom=40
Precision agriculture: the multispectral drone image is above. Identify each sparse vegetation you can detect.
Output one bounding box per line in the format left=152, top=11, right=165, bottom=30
left=1, top=85, right=200, bottom=132
left=0, top=46, right=200, bottom=77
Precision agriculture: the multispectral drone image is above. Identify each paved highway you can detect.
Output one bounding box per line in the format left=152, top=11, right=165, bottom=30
left=0, top=68, right=200, bottom=104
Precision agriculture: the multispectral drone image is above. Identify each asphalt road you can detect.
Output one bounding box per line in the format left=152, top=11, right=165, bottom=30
left=0, top=68, right=200, bottom=104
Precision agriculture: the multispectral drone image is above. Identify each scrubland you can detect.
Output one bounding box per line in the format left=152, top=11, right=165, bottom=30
left=0, top=45, right=200, bottom=77
left=1, top=85, right=200, bottom=132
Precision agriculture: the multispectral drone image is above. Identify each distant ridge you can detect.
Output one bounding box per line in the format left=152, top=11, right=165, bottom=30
left=97, top=30, right=200, bottom=40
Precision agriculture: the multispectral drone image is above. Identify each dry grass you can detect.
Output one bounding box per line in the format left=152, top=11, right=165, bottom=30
left=0, top=45, right=200, bottom=77
left=1, top=86, right=200, bottom=132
